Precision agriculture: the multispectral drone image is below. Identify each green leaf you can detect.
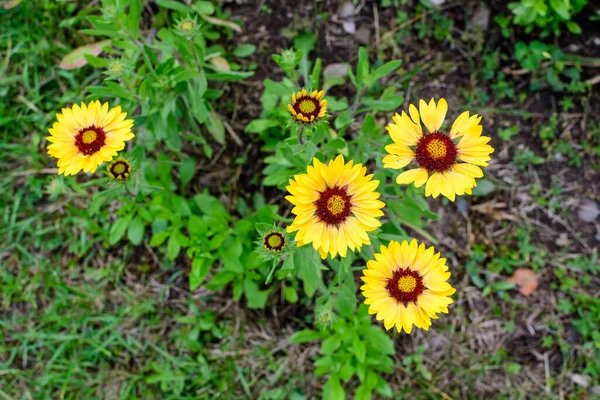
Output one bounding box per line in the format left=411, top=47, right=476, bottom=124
left=233, top=44, right=256, bottom=58
left=205, top=112, right=225, bottom=144
left=105, top=81, right=135, bottom=101
left=321, top=335, right=341, bottom=354
left=335, top=284, right=357, bottom=319
left=245, top=119, right=280, bottom=134
left=352, top=334, right=367, bottom=363
left=310, top=57, right=322, bottom=89
left=156, top=0, right=194, bottom=13
left=179, top=157, right=196, bottom=191
left=356, top=47, right=370, bottom=86
left=360, top=114, right=378, bottom=137
left=205, top=70, right=254, bottom=81
left=190, top=254, right=212, bottom=290
left=289, top=329, right=324, bottom=344
left=323, top=376, right=345, bottom=400
left=84, top=54, right=108, bottom=68
left=364, top=327, right=395, bottom=355
left=549, top=0, right=570, bottom=19
left=296, top=248, right=323, bottom=297
left=566, top=21, right=582, bottom=34
left=244, top=278, right=270, bottom=309
left=193, top=1, right=214, bottom=14
left=334, top=110, right=354, bottom=131
left=150, top=231, right=170, bottom=247
left=109, top=215, right=132, bottom=245
left=370, top=60, right=401, bottom=85
left=264, top=79, right=290, bottom=96
left=472, top=179, right=496, bottom=196
left=167, top=233, right=182, bottom=260
left=127, top=0, right=142, bottom=38
left=127, top=216, right=145, bottom=245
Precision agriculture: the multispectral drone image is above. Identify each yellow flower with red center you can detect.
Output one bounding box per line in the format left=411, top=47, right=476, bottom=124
left=47, top=101, right=134, bottom=176
left=383, top=98, right=494, bottom=201
left=360, top=239, right=456, bottom=334
left=287, top=88, right=327, bottom=123
left=286, top=155, right=385, bottom=259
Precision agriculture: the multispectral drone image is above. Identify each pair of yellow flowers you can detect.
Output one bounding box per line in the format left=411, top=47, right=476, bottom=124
left=287, top=91, right=494, bottom=334
left=46, top=94, right=493, bottom=334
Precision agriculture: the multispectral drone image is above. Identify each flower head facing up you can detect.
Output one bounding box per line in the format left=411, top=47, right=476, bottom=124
left=360, top=239, right=456, bottom=334
left=107, top=157, right=132, bottom=181
left=264, top=231, right=286, bottom=252
left=175, top=15, right=200, bottom=39
left=286, top=155, right=385, bottom=259
left=288, top=89, right=327, bottom=124
left=383, top=98, right=494, bottom=201
left=47, top=101, right=134, bottom=176
left=255, top=225, right=293, bottom=260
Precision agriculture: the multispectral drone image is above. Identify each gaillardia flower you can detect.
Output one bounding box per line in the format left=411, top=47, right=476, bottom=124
left=360, top=239, right=456, bottom=334
left=286, top=155, right=384, bottom=259
left=255, top=224, right=293, bottom=261
left=264, top=231, right=286, bottom=252
left=287, top=89, right=327, bottom=124
left=383, top=98, right=494, bottom=201
left=107, top=157, right=132, bottom=181
left=47, top=101, right=134, bottom=176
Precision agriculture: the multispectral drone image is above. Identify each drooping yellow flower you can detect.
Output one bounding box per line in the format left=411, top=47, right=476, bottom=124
left=383, top=98, right=494, bottom=201
left=360, top=239, right=456, bottom=334
left=286, top=155, right=384, bottom=259
left=107, top=157, right=132, bottom=181
left=287, top=88, right=327, bottom=123
left=47, top=101, right=134, bottom=176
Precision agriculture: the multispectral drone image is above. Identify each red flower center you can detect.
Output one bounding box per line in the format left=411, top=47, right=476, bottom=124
left=415, top=131, right=457, bottom=172
left=264, top=232, right=285, bottom=252
left=315, top=186, right=352, bottom=225
left=386, top=268, right=424, bottom=305
left=75, top=125, right=106, bottom=156
left=293, top=96, right=321, bottom=119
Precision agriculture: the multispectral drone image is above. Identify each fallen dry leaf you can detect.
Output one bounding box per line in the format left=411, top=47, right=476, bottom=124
left=507, top=268, right=538, bottom=296
left=1, top=0, right=22, bottom=9
left=210, top=56, right=230, bottom=71
left=59, top=40, right=111, bottom=70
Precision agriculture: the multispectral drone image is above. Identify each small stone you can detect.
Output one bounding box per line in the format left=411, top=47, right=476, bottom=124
left=577, top=199, right=599, bottom=222
left=323, top=63, right=348, bottom=79
left=354, top=26, right=371, bottom=45
left=472, top=6, right=490, bottom=31
left=570, top=374, right=591, bottom=388
left=431, top=0, right=446, bottom=5
left=593, top=37, right=600, bottom=46
left=343, top=21, right=356, bottom=34
left=555, top=233, right=570, bottom=247
left=338, top=1, right=354, bottom=19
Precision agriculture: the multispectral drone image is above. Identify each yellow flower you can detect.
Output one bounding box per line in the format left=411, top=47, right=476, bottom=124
left=287, top=88, right=327, bottom=123
left=360, top=239, right=456, bottom=334
left=47, top=101, right=134, bottom=176
left=107, top=157, right=132, bottom=181
left=286, top=155, right=385, bottom=259
left=383, top=98, right=494, bottom=201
